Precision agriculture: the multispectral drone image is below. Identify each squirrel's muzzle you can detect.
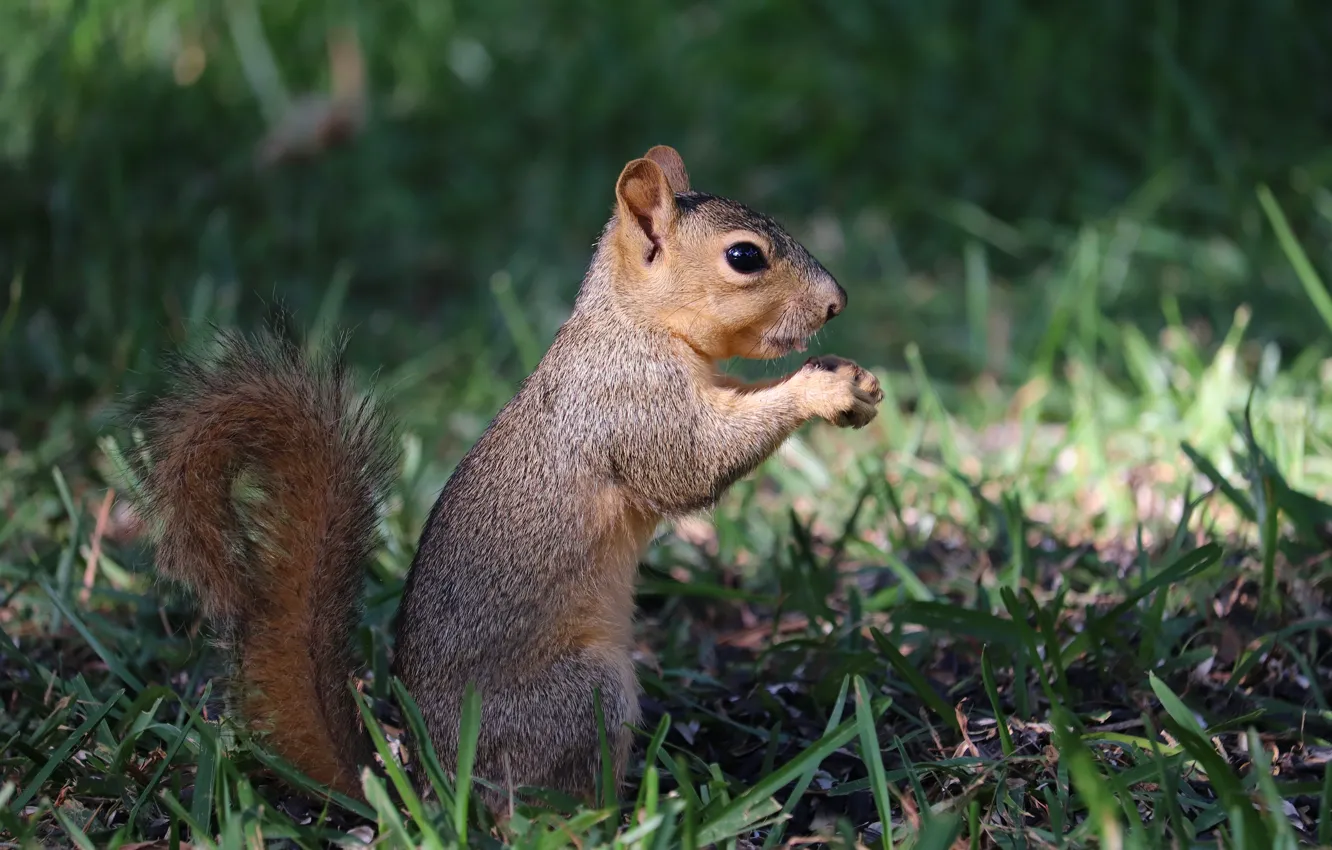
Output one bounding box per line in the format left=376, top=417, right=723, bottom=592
left=815, top=271, right=848, bottom=324
left=826, top=281, right=848, bottom=321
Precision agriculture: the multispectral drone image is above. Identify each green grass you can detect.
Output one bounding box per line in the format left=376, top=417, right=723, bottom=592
left=4, top=2, right=1332, bottom=848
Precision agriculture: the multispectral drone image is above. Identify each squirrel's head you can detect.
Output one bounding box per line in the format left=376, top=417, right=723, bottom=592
left=605, top=145, right=847, bottom=361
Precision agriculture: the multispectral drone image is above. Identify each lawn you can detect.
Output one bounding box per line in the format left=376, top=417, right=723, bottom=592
left=2, top=2, right=1332, bottom=848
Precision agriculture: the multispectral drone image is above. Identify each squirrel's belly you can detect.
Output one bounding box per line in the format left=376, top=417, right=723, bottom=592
left=571, top=485, right=659, bottom=649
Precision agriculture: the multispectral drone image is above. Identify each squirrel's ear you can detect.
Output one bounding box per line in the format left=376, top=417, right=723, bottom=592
left=643, top=145, right=690, bottom=193
left=615, top=157, right=677, bottom=263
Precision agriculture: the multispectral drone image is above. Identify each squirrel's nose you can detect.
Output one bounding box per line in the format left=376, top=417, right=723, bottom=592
left=826, top=283, right=848, bottom=321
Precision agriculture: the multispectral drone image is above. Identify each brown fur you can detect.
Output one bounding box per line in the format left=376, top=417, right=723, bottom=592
left=130, top=146, right=882, bottom=813
left=129, top=330, right=395, bottom=797
left=394, top=147, right=881, bottom=811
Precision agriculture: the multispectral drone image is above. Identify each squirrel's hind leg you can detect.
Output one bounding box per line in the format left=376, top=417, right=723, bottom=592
left=468, top=647, right=640, bottom=815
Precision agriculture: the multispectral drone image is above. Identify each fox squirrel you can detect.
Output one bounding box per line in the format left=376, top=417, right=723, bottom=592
left=129, top=146, right=883, bottom=813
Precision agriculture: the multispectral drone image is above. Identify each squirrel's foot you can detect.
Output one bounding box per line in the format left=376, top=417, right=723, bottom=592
left=799, top=355, right=883, bottom=428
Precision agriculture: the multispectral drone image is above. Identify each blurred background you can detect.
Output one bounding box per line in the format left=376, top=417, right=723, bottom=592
left=2, top=0, right=1330, bottom=481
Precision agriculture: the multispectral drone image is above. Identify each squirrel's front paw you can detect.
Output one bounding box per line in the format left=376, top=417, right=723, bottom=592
left=799, top=355, right=884, bottom=428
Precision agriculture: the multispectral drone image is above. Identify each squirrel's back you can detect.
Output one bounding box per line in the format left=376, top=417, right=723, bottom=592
left=395, top=301, right=669, bottom=676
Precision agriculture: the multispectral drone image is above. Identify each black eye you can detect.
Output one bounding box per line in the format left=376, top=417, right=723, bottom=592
left=725, top=242, right=767, bottom=274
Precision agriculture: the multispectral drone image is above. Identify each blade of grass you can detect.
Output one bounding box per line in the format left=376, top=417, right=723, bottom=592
left=1143, top=713, right=1191, bottom=845
left=640, top=763, right=660, bottom=822
left=1050, top=705, right=1123, bottom=850
left=1257, top=184, right=1332, bottom=334
left=1148, top=671, right=1206, bottom=738
left=247, top=745, right=375, bottom=821
left=865, top=552, right=935, bottom=605
left=655, top=748, right=705, bottom=814
left=905, top=343, right=961, bottom=469
left=594, top=687, right=617, bottom=811
left=1181, top=444, right=1257, bottom=522
left=38, top=579, right=145, bottom=692
left=1241, top=393, right=1282, bottom=615
left=892, top=603, right=1026, bottom=647
left=980, top=647, right=1014, bottom=757
left=1028, top=588, right=1072, bottom=704
left=454, top=682, right=482, bottom=837
left=854, top=676, right=894, bottom=850
left=391, top=678, right=458, bottom=810
left=999, top=587, right=1058, bottom=707
left=191, top=716, right=218, bottom=838
left=892, top=734, right=930, bottom=826
left=352, top=685, right=447, bottom=848
left=1245, top=728, right=1299, bottom=848
left=362, top=770, right=418, bottom=846
left=638, top=713, right=672, bottom=812
left=870, top=628, right=960, bottom=733
left=1319, top=760, right=1332, bottom=846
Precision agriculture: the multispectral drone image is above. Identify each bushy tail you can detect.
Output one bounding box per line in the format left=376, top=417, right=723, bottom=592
left=128, top=326, right=397, bottom=797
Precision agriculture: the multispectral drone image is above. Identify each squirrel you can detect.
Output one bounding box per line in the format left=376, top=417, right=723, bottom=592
left=128, top=145, right=883, bottom=814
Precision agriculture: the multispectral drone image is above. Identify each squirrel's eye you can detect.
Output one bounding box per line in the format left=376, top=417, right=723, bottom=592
left=725, top=242, right=767, bottom=274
